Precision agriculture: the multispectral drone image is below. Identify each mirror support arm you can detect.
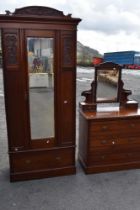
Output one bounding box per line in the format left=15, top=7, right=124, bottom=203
left=80, top=81, right=97, bottom=112
left=120, top=80, right=138, bottom=110
left=81, top=81, right=96, bottom=103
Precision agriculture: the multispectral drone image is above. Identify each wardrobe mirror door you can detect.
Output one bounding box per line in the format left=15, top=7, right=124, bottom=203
left=27, top=37, right=54, bottom=140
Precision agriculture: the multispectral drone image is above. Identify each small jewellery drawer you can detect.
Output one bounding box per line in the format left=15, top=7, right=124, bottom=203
left=11, top=148, right=74, bottom=173
left=90, top=119, right=140, bottom=137
left=89, top=136, right=140, bottom=148
left=89, top=151, right=140, bottom=165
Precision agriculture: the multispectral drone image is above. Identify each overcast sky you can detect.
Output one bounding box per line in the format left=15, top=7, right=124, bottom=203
left=1, top=0, right=140, bottom=54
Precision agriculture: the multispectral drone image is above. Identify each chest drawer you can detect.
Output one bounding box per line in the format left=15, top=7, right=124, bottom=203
left=90, top=119, right=140, bottom=137
left=89, top=151, right=140, bottom=165
left=89, top=136, right=140, bottom=148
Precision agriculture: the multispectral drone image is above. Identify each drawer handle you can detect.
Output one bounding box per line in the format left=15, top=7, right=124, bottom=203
left=128, top=138, right=134, bottom=142
left=112, top=141, right=115, bottom=145
left=131, top=124, right=135, bottom=128
left=25, top=159, right=31, bottom=164
left=101, top=155, right=105, bottom=159
left=101, top=140, right=107, bottom=144
left=126, top=153, right=133, bottom=157
left=56, top=156, right=61, bottom=161
left=102, top=126, right=108, bottom=130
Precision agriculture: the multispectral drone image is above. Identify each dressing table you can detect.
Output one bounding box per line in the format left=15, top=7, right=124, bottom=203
left=78, top=62, right=140, bottom=173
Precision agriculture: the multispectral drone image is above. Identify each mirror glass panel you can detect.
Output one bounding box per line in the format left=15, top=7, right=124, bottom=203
left=27, top=37, right=54, bottom=140
left=96, top=69, right=119, bottom=102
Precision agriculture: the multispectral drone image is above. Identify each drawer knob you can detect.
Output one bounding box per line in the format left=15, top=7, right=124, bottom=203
left=112, top=141, right=115, bottom=145
left=46, top=140, right=50, bottom=144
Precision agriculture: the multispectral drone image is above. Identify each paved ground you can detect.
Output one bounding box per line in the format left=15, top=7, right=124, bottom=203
left=1, top=67, right=140, bottom=210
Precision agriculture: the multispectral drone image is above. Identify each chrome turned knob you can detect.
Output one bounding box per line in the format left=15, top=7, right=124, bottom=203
left=131, top=124, right=135, bottom=128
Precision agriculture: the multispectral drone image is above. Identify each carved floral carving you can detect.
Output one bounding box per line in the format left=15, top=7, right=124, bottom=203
left=4, top=33, right=18, bottom=66
left=63, top=37, right=73, bottom=67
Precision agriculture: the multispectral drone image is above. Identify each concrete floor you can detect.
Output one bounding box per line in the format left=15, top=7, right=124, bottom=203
left=1, top=68, right=140, bottom=210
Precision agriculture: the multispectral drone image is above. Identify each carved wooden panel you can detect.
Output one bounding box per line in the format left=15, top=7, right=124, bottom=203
left=5, top=71, right=28, bottom=150
left=63, top=37, right=73, bottom=66
left=2, top=29, right=19, bottom=67
left=62, top=36, right=74, bottom=68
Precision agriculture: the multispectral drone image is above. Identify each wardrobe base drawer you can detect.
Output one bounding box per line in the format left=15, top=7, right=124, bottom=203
left=10, top=147, right=75, bottom=181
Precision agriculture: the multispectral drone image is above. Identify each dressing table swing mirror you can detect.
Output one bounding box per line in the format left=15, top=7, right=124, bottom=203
left=78, top=61, right=140, bottom=174
left=0, top=6, right=81, bottom=181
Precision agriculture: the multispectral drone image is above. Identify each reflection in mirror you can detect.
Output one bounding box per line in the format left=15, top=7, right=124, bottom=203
left=27, top=37, right=54, bottom=140
left=96, top=69, right=119, bottom=102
